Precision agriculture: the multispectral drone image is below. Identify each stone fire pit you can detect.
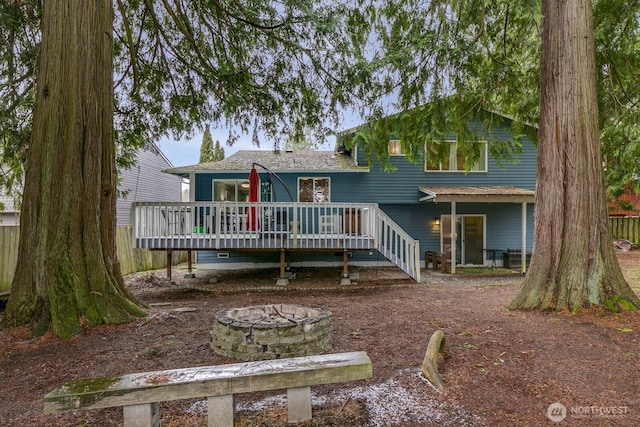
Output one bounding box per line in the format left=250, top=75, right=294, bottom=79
left=211, top=304, right=333, bottom=361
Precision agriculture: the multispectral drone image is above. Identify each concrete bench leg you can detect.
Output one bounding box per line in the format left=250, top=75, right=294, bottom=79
left=287, top=386, right=312, bottom=422
left=123, top=402, right=159, bottom=427
left=207, top=394, right=235, bottom=427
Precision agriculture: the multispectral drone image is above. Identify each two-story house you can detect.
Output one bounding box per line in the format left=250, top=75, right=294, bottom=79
left=133, top=116, right=537, bottom=282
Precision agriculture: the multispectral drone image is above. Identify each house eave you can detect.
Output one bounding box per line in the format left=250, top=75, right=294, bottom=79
left=419, top=186, right=535, bottom=203
left=163, top=166, right=370, bottom=177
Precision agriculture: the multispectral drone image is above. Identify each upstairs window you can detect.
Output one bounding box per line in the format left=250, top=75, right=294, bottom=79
left=388, top=139, right=404, bottom=156
left=299, top=178, right=330, bottom=202
left=425, top=141, right=487, bottom=172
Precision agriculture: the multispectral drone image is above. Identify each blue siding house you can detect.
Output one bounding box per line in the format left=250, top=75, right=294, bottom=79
left=134, top=118, right=536, bottom=282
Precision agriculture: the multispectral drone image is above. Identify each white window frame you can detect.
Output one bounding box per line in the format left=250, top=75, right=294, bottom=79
left=424, top=140, right=488, bottom=172
left=298, top=177, right=331, bottom=202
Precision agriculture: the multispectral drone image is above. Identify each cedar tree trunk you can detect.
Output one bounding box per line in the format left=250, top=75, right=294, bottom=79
left=4, top=0, right=146, bottom=337
left=508, top=0, right=640, bottom=312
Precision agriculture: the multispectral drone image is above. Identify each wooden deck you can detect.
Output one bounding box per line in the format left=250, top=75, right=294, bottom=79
left=133, top=202, right=421, bottom=281
left=136, top=233, right=375, bottom=250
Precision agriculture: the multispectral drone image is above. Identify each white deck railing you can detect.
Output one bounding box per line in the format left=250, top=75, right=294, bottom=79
left=376, top=209, right=421, bottom=281
left=132, top=202, right=420, bottom=281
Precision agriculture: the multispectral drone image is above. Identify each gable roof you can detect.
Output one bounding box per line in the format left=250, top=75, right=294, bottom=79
left=145, top=141, right=174, bottom=168
left=164, top=150, right=367, bottom=176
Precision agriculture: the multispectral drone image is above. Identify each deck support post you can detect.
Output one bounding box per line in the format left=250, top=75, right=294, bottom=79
left=341, top=250, right=351, bottom=285
left=184, top=250, right=195, bottom=278
left=166, top=250, right=172, bottom=281
left=280, top=250, right=286, bottom=277
left=276, top=250, right=289, bottom=286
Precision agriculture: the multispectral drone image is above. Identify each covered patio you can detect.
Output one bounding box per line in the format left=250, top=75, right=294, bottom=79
left=419, top=186, right=535, bottom=274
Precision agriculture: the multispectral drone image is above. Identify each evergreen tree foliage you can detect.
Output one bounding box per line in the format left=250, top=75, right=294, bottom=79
left=0, top=0, right=377, bottom=336
left=355, top=0, right=639, bottom=312
left=345, top=0, right=640, bottom=193
left=1, top=0, right=639, bottom=337
left=3, top=1, right=639, bottom=188
left=199, top=125, right=215, bottom=163
left=1, top=0, right=376, bottom=190
left=213, top=140, right=225, bottom=161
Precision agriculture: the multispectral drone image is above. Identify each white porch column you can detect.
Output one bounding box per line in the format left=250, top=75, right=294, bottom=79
left=451, top=202, right=456, bottom=275
left=189, top=172, right=195, bottom=202
left=521, top=202, right=527, bottom=274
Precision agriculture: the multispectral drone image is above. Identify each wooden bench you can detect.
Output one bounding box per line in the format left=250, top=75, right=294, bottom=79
left=425, top=251, right=448, bottom=273
left=44, top=351, right=373, bottom=427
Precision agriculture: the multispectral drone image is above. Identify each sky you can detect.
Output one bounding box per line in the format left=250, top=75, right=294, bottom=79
left=157, top=127, right=255, bottom=167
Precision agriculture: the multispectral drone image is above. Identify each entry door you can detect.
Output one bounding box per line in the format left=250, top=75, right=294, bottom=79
left=441, top=215, right=485, bottom=265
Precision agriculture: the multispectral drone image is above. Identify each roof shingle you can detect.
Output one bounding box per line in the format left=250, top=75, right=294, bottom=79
left=164, top=150, right=363, bottom=174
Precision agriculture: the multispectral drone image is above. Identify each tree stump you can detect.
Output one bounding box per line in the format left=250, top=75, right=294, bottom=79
left=421, top=330, right=446, bottom=392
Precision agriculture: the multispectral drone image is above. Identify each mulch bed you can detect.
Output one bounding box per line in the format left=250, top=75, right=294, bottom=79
left=1, top=254, right=640, bottom=426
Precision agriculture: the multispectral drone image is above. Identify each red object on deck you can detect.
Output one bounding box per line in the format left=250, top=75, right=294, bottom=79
left=247, top=167, right=260, bottom=230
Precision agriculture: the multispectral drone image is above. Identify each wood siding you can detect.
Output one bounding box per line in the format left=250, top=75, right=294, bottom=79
left=117, top=146, right=183, bottom=226
left=351, top=124, right=537, bottom=203
left=0, top=194, right=20, bottom=226
left=183, top=121, right=537, bottom=267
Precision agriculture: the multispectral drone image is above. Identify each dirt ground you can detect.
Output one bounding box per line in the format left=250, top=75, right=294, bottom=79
left=1, top=252, right=640, bottom=426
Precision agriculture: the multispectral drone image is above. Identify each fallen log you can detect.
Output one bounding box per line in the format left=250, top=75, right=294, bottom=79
left=421, top=329, right=446, bottom=392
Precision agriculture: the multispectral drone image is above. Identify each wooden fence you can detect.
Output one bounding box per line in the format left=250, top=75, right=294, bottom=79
left=0, top=226, right=185, bottom=293
left=609, top=217, right=640, bottom=244
left=0, top=226, right=19, bottom=293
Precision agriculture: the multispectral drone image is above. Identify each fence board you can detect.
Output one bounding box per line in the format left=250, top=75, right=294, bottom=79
left=0, top=226, right=20, bottom=292
left=609, top=217, right=640, bottom=244
left=0, top=226, right=185, bottom=292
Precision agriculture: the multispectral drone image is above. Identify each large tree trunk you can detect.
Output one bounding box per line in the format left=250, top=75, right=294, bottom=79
left=4, top=0, right=145, bottom=337
left=508, top=0, right=639, bottom=312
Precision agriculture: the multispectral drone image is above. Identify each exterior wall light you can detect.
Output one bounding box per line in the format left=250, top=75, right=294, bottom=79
left=433, top=217, right=440, bottom=226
